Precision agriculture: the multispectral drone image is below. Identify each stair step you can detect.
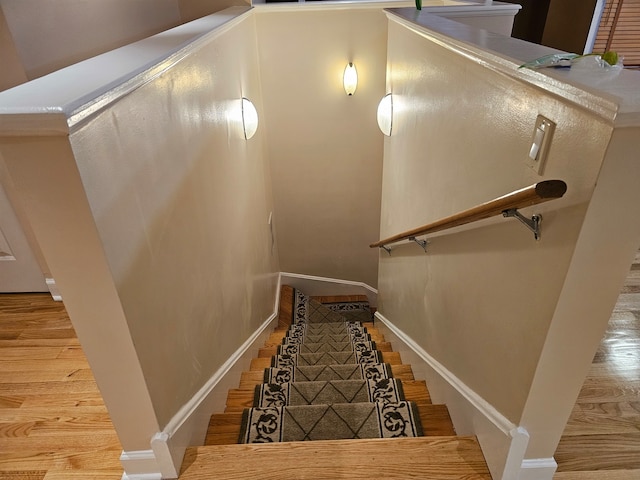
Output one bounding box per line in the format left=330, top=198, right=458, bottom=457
left=250, top=351, right=402, bottom=371
left=273, top=321, right=377, bottom=335
left=182, top=436, right=491, bottom=479
left=225, top=379, right=431, bottom=412
left=277, top=286, right=294, bottom=329
left=206, top=403, right=454, bottom=446
left=264, top=331, right=386, bottom=347
left=239, top=363, right=416, bottom=388
left=310, top=294, right=370, bottom=303
left=258, top=341, right=393, bottom=357
left=206, top=412, right=244, bottom=445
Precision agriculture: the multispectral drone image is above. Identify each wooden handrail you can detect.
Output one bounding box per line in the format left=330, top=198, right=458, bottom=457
left=370, top=180, right=567, bottom=248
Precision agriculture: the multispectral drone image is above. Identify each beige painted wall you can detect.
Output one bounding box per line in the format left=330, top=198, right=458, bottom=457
left=1, top=0, right=181, bottom=80
left=379, top=18, right=613, bottom=424
left=379, top=12, right=640, bottom=475
left=1, top=10, right=278, bottom=451
left=254, top=7, right=388, bottom=289
left=66, top=13, right=278, bottom=429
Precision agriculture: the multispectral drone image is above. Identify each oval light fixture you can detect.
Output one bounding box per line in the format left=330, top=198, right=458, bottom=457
left=241, top=97, right=258, bottom=140
left=377, top=93, right=393, bottom=136
left=343, top=62, right=358, bottom=96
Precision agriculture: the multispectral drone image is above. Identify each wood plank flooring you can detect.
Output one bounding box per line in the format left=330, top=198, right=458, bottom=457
left=2, top=248, right=640, bottom=480
left=0, top=293, right=123, bottom=480
left=554, top=250, right=640, bottom=478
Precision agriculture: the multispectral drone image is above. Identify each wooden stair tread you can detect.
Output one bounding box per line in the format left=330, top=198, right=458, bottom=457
left=277, top=286, right=294, bottom=329
left=207, top=403, right=453, bottom=444
left=206, top=412, right=243, bottom=445
left=417, top=403, right=455, bottom=436
left=182, top=436, right=491, bottom=479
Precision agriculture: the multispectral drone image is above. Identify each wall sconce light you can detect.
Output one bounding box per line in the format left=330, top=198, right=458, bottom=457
left=241, top=97, right=258, bottom=140
left=377, top=93, right=393, bottom=136
left=343, top=62, right=358, bottom=96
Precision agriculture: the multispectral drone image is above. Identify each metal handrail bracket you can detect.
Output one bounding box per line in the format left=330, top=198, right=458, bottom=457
left=409, top=236, right=429, bottom=252
left=502, top=209, right=542, bottom=240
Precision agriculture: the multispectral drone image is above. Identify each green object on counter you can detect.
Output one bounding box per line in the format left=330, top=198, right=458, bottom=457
left=601, top=51, right=619, bottom=66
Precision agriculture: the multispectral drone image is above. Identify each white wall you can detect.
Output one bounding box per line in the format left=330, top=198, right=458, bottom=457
left=66, top=11, right=278, bottom=429
left=377, top=9, right=640, bottom=479
left=381, top=14, right=611, bottom=423
left=255, top=6, right=388, bottom=289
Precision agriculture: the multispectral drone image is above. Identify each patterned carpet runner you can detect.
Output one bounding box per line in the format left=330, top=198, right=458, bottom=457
left=239, top=289, right=424, bottom=443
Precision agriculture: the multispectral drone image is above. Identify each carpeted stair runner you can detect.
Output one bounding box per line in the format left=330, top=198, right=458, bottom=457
left=238, top=289, right=424, bottom=443
left=264, top=363, right=392, bottom=383
left=277, top=340, right=376, bottom=354
left=239, top=401, right=423, bottom=442
left=272, top=350, right=384, bottom=367
left=254, top=378, right=405, bottom=407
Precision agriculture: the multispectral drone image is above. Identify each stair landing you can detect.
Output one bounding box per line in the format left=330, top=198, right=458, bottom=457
left=180, top=436, right=492, bottom=479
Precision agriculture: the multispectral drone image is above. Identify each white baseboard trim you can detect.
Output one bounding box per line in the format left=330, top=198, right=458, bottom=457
left=45, top=277, right=62, bottom=301
left=122, top=475, right=163, bottom=480
left=519, top=458, right=558, bottom=480
left=122, top=474, right=162, bottom=480
left=149, top=275, right=282, bottom=479
left=119, top=450, right=162, bottom=479
left=280, top=272, right=378, bottom=306
left=374, top=311, right=531, bottom=480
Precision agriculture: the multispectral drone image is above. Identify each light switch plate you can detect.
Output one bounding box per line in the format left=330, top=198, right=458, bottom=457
left=526, top=115, right=555, bottom=175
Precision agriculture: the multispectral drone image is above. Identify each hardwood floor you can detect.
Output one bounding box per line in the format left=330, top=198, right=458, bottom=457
left=2, top=250, right=639, bottom=480
left=0, top=293, right=123, bottom=480
left=554, top=250, right=640, bottom=478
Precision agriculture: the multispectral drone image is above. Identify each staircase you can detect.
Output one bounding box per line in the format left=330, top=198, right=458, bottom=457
left=178, top=286, right=491, bottom=479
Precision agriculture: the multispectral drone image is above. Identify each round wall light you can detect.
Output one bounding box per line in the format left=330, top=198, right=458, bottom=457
left=377, top=93, right=393, bottom=136
left=241, top=97, right=258, bottom=140
left=343, top=62, right=358, bottom=96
